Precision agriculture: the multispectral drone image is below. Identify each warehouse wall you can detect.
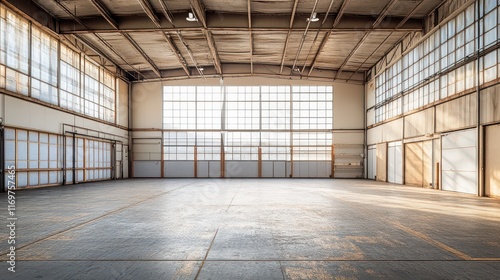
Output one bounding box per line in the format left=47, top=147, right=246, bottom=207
left=365, top=0, right=500, bottom=197
left=2, top=89, right=130, bottom=188
left=131, top=77, right=364, bottom=178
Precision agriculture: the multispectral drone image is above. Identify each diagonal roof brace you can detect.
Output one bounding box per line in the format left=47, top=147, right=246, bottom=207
left=89, top=0, right=118, bottom=29
left=136, top=0, right=161, bottom=27
left=122, top=33, right=162, bottom=78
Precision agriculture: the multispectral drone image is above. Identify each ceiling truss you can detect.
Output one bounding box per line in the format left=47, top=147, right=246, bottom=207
left=10, top=0, right=442, bottom=83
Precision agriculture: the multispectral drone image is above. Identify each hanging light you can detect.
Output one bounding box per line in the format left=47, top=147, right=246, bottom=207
left=186, top=12, right=198, bottom=22
left=307, top=12, right=319, bottom=22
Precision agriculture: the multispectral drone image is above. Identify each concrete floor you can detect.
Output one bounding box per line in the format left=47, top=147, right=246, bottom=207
left=1, top=179, right=499, bottom=279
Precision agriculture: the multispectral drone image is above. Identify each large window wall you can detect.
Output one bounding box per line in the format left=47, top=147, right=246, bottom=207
left=4, top=127, right=113, bottom=188
left=162, top=85, right=333, bottom=177
left=373, top=0, right=500, bottom=124
left=0, top=4, right=118, bottom=124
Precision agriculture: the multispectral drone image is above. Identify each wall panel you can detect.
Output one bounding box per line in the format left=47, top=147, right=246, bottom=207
left=481, top=84, right=500, bottom=124
left=441, top=129, right=477, bottom=194
left=436, top=93, right=477, bottom=132
left=367, top=145, right=376, bottom=179
left=387, top=141, right=403, bottom=184
left=404, top=108, right=434, bottom=138
left=405, top=142, right=423, bottom=187
left=485, top=124, right=500, bottom=197
left=376, top=143, right=387, bottom=182
left=382, top=118, right=404, bottom=142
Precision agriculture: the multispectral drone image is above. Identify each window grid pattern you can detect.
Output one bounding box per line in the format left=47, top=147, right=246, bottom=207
left=60, top=44, right=81, bottom=113
left=225, top=132, right=260, bottom=161
left=163, top=86, right=197, bottom=130
left=373, top=1, right=499, bottom=124
left=163, top=85, right=333, bottom=162
left=226, top=86, right=260, bottom=130
left=85, top=139, right=112, bottom=181
left=261, top=132, right=290, bottom=161
left=292, top=86, right=333, bottom=130
left=261, top=86, right=291, bottom=130
left=292, top=132, right=332, bottom=161
left=31, top=26, right=58, bottom=105
left=0, top=4, right=117, bottom=124
left=197, top=132, right=221, bottom=161
left=4, top=128, right=64, bottom=188
left=0, top=6, right=29, bottom=95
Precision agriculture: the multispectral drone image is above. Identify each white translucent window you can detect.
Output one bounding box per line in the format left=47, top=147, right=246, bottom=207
left=261, top=86, right=290, bottom=130
left=292, top=86, right=333, bottom=130
left=197, top=86, right=223, bottom=130
left=163, top=86, right=196, bottom=129
left=225, top=86, right=260, bottom=130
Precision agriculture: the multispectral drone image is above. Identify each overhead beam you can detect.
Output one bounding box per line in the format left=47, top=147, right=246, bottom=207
left=248, top=0, right=253, bottom=74
left=189, top=0, right=207, bottom=28
left=188, top=0, right=222, bottom=75
left=136, top=0, right=195, bottom=77
left=136, top=0, right=161, bottom=27
left=307, top=32, right=331, bottom=76
left=74, top=34, right=142, bottom=79
left=332, top=0, right=397, bottom=78
left=59, top=14, right=423, bottom=34
left=157, top=1, right=191, bottom=77
left=89, top=0, right=118, bottom=29
left=155, top=0, right=204, bottom=77
left=373, top=0, right=399, bottom=28
left=279, top=0, right=299, bottom=74
left=346, top=32, right=393, bottom=82
left=332, top=0, right=352, bottom=28
left=52, top=0, right=143, bottom=78
left=204, top=30, right=223, bottom=75
left=306, top=0, right=351, bottom=77
left=132, top=63, right=365, bottom=83
left=158, top=0, right=174, bottom=23
left=301, top=0, right=336, bottom=75
left=88, top=0, right=161, bottom=78
left=346, top=0, right=426, bottom=82
left=122, top=33, right=162, bottom=77
left=396, top=0, right=427, bottom=29
left=334, top=32, right=370, bottom=79
left=161, top=33, right=191, bottom=76
left=289, top=0, right=319, bottom=76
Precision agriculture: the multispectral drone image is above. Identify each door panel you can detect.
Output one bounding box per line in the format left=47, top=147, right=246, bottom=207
left=405, top=142, right=424, bottom=187
left=486, top=124, right=500, bottom=197
left=441, top=129, right=477, bottom=195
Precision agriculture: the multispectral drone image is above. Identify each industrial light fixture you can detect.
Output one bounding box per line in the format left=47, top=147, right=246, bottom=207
left=307, top=12, right=319, bottom=22
left=186, top=12, right=198, bottom=22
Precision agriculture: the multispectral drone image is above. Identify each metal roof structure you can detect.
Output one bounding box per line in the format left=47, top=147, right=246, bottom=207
left=11, top=0, right=446, bottom=83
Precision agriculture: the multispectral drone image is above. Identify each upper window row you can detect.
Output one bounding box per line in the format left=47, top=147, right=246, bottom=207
left=0, top=4, right=117, bottom=123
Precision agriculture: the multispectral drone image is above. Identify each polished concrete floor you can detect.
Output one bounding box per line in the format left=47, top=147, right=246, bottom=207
left=1, top=178, right=499, bottom=279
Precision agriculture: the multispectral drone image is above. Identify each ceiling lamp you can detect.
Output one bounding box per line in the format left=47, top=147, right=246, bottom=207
left=307, top=12, right=319, bottom=22
left=186, top=12, right=198, bottom=22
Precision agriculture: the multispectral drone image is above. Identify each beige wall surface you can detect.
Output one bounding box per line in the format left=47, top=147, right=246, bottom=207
left=404, top=108, right=434, bottom=138
left=334, top=83, right=364, bottom=129
left=481, top=84, right=500, bottom=125
left=486, top=124, right=500, bottom=197
left=436, top=93, right=477, bottom=133
left=117, top=78, right=129, bottom=128
left=131, top=82, right=163, bottom=130
left=376, top=142, right=387, bottom=182
left=3, top=95, right=127, bottom=138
